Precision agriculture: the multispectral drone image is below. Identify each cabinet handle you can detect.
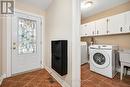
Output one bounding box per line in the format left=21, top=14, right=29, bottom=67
left=85, top=33, right=87, bottom=35
left=107, top=30, right=109, bottom=34
left=120, top=27, right=123, bottom=32
left=107, top=19, right=109, bottom=22
left=129, top=26, right=130, bottom=31
left=97, top=30, right=99, bottom=34
left=92, top=31, right=94, bottom=35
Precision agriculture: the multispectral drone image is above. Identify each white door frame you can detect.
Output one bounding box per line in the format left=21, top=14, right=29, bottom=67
left=72, top=0, right=81, bottom=87
left=2, top=9, right=45, bottom=78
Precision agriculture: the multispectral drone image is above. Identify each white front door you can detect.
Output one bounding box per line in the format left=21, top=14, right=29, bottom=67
left=11, top=12, right=42, bottom=75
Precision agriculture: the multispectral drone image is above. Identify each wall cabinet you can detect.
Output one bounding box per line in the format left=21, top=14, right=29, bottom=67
left=107, top=13, right=125, bottom=34
left=87, top=22, right=96, bottom=36
left=95, top=18, right=107, bottom=35
left=80, top=24, right=91, bottom=36
left=125, top=11, right=130, bottom=33
left=80, top=24, right=86, bottom=36
left=80, top=22, right=94, bottom=36
left=80, top=11, right=130, bottom=37
left=85, top=24, right=92, bottom=36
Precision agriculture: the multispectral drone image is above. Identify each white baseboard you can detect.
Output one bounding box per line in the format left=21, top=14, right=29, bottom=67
left=0, top=74, right=6, bottom=85
left=41, top=64, right=45, bottom=69
left=45, top=66, right=70, bottom=87
left=0, top=77, right=3, bottom=85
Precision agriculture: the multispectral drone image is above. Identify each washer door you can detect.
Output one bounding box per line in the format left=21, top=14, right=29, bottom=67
left=91, top=50, right=110, bottom=69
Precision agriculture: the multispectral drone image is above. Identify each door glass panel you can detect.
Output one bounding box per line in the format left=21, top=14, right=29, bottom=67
left=93, top=53, right=105, bottom=65
left=18, top=18, right=37, bottom=54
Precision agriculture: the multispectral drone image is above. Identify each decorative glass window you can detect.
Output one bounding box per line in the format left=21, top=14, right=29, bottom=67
left=18, top=18, right=37, bottom=54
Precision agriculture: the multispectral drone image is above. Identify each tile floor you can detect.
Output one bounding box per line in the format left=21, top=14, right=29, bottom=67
left=1, top=64, right=130, bottom=87
left=1, top=69, right=61, bottom=87
left=81, top=64, right=130, bottom=87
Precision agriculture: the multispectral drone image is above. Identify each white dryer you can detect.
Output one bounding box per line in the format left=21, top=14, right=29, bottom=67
left=89, top=45, right=118, bottom=78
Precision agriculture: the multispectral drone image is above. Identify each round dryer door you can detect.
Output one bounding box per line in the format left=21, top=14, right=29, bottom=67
left=91, top=50, right=110, bottom=69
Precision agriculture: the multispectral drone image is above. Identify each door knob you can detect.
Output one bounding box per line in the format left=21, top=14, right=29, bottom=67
left=120, top=27, right=123, bottom=32
left=12, top=42, right=17, bottom=50
left=13, top=47, right=16, bottom=50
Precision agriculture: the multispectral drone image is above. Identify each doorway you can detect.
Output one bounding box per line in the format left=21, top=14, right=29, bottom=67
left=11, top=12, right=42, bottom=75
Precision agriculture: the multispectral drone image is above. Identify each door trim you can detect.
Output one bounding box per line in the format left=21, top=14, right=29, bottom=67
left=2, top=9, right=45, bottom=78
left=72, top=0, right=81, bottom=87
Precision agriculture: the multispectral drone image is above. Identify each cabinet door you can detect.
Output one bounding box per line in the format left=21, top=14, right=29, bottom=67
left=125, top=11, right=130, bottom=33
left=85, top=23, right=92, bottom=36
left=81, top=24, right=92, bottom=36
left=80, top=25, right=83, bottom=36
left=108, top=13, right=125, bottom=34
left=88, top=22, right=96, bottom=36
left=80, top=24, right=86, bottom=36
left=95, top=18, right=107, bottom=35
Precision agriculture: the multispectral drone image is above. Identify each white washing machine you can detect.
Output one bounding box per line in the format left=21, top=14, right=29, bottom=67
left=89, top=45, right=118, bottom=78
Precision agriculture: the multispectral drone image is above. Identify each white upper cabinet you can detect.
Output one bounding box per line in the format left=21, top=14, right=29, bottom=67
left=80, top=23, right=91, bottom=36
left=85, top=23, right=92, bottom=36
left=87, top=21, right=96, bottom=36
left=95, top=18, right=107, bottom=35
left=107, top=13, right=125, bottom=34
left=80, top=11, right=130, bottom=37
left=125, top=11, right=130, bottom=33
left=80, top=24, right=86, bottom=36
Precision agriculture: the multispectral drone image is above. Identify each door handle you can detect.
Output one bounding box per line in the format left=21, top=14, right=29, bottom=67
left=12, top=42, right=17, bottom=50
left=13, top=47, right=16, bottom=50
left=120, top=27, right=123, bottom=32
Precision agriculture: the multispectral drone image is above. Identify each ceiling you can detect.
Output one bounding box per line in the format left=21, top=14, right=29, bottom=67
left=15, top=0, right=129, bottom=18
left=16, top=0, right=53, bottom=10
left=81, top=0, right=130, bottom=19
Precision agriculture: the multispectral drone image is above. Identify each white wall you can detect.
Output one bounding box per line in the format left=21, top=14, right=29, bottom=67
left=45, top=0, right=72, bottom=86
